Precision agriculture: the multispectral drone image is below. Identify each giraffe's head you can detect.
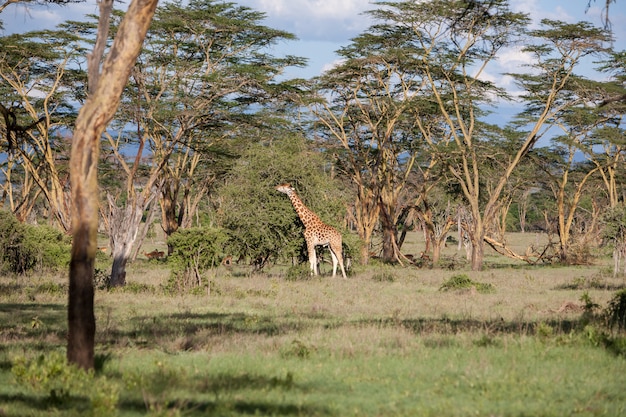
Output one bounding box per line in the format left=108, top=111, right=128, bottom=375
left=275, top=183, right=294, bottom=195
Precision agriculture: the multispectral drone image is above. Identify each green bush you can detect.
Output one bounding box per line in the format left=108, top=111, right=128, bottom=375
left=0, top=211, right=70, bottom=274
left=372, top=267, right=397, bottom=282
left=12, top=351, right=120, bottom=416
left=285, top=263, right=312, bottom=281
left=217, top=134, right=352, bottom=269
left=166, top=227, right=228, bottom=292
left=439, top=274, right=495, bottom=294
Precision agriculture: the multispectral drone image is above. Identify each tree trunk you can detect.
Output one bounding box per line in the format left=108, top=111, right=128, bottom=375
left=107, top=192, right=156, bottom=287
left=68, top=178, right=97, bottom=370
left=131, top=200, right=159, bottom=261
left=380, top=206, right=400, bottom=263
left=470, top=235, right=484, bottom=271
left=347, top=190, right=379, bottom=265
left=160, top=183, right=179, bottom=255
left=469, top=215, right=485, bottom=271
left=67, top=0, right=158, bottom=369
left=432, top=240, right=442, bottom=264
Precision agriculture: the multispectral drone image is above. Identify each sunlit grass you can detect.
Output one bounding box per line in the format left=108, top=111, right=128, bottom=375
left=1, top=232, right=625, bottom=416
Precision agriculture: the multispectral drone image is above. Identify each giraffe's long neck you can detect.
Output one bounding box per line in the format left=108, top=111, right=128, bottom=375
left=286, top=190, right=322, bottom=229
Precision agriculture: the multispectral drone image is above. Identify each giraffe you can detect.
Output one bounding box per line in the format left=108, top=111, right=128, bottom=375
left=275, top=183, right=347, bottom=279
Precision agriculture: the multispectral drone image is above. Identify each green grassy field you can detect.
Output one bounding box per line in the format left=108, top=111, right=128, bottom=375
left=1, top=232, right=625, bottom=416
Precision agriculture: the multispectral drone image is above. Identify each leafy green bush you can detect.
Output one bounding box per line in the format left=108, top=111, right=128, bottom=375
left=166, top=227, right=228, bottom=292
left=217, top=134, right=352, bottom=269
left=0, top=211, right=70, bottom=274
left=285, top=263, right=312, bottom=281
left=439, top=274, right=495, bottom=294
left=12, top=351, right=119, bottom=416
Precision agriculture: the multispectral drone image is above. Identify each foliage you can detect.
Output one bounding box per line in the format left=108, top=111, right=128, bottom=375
left=601, top=204, right=626, bottom=244
left=439, top=274, right=495, bottom=294
left=285, top=263, right=313, bottom=281
left=0, top=28, right=86, bottom=231
left=0, top=211, right=70, bottom=274
left=11, top=351, right=120, bottom=416
left=108, top=0, right=307, bottom=245
left=166, top=227, right=228, bottom=292
left=217, top=134, right=352, bottom=269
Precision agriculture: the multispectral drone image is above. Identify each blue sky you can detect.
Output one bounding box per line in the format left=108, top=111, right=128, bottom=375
left=1, top=0, right=625, bottom=91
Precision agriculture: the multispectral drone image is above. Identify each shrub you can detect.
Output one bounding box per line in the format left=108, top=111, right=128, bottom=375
left=12, top=351, right=120, bottom=415
left=166, top=227, right=228, bottom=292
left=285, top=263, right=312, bottom=281
left=0, top=211, right=70, bottom=274
left=281, top=339, right=314, bottom=359
left=439, top=274, right=495, bottom=294
left=372, top=267, right=397, bottom=282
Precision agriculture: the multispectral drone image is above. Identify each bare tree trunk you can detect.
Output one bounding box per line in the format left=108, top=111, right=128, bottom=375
left=380, top=205, right=400, bottom=263
left=160, top=181, right=179, bottom=255
left=470, top=234, right=484, bottom=271
left=67, top=0, right=158, bottom=370
left=346, top=190, right=379, bottom=265
left=132, top=199, right=159, bottom=261
left=107, top=191, right=157, bottom=287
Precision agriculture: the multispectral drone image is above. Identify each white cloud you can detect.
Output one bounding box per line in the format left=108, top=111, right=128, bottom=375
left=254, top=0, right=370, bottom=21
left=476, top=45, right=537, bottom=102
left=496, top=47, right=535, bottom=74
left=510, top=0, right=575, bottom=28
left=320, top=58, right=345, bottom=74
left=237, top=0, right=373, bottom=42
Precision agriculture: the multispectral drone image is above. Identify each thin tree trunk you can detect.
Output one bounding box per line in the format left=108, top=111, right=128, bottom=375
left=160, top=181, right=179, bottom=255
left=132, top=199, right=159, bottom=261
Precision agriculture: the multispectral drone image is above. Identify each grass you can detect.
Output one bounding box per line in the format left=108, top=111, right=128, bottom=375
left=1, top=232, right=626, bottom=416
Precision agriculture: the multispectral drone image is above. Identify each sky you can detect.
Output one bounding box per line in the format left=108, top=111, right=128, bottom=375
left=1, top=0, right=625, bottom=99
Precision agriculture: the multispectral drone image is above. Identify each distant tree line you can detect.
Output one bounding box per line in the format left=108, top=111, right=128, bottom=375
left=1, top=0, right=625, bottom=277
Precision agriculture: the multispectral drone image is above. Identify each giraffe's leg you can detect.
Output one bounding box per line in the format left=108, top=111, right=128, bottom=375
left=329, top=249, right=339, bottom=277
left=307, top=241, right=318, bottom=275
left=330, top=241, right=347, bottom=279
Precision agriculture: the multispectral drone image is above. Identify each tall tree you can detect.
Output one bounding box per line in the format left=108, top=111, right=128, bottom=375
left=510, top=19, right=612, bottom=264
left=68, top=0, right=157, bottom=370
left=104, top=0, right=305, bottom=285
left=0, top=29, right=86, bottom=229
left=349, top=0, right=529, bottom=270
left=310, top=23, right=436, bottom=264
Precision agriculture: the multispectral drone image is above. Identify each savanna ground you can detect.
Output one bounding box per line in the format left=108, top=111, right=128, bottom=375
left=1, top=231, right=626, bottom=416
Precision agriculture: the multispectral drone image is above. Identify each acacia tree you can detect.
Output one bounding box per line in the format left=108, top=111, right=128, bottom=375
left=68, top=0, right=157, bottom=370
left=532, top=140, right=601, bottom=264
left=0, top=29, right=87, bottom=229
left=102, top=0, right=305, bottom=285
left=593, top=51, right=626, bottom=208
left=310, top=26, right=439, bottom=264
left=352, top=0, right=529, bottom=270
left=388, top=1, right=615, bottom=270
